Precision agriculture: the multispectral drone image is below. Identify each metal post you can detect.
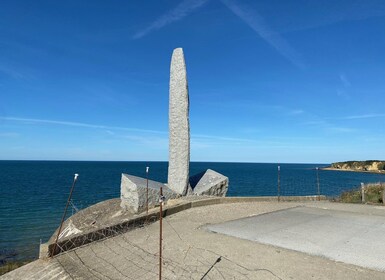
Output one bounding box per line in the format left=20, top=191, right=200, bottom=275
left=316, top=167, right=320, bottom=201
left=277, top=165, right=281, bottom=202
left=361, top=183, right=365, bottom=203
left=382, top=182, right=385, bottom=205
left=51, top=173, right=79, bottom=257
left=146, top=167, right=149, bottom=215
left=159, top=185, right=164, bottom=280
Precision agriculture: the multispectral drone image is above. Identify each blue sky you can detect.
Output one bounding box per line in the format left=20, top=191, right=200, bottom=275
left=1, top=0, right=385, bottom=163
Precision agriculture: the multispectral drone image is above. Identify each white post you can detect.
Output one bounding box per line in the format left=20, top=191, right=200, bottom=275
left=361, top=183, right=365, bottom=203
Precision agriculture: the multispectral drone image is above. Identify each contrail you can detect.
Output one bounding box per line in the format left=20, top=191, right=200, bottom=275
left=133, top=0, right=209, bottom=39
left=221, top=0, right=305, bottom=69
left=1, top=116, right=166, bottom=134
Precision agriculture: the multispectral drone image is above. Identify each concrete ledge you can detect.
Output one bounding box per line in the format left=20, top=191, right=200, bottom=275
left=43, top=195, right=327, bottom=257
left=219, top=195, right=326, bottom=203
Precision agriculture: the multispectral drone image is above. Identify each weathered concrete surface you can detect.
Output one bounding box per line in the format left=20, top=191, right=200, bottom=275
left=41, top=196, right=325, bottom=258
left=40, top=198, right=136, bottom=258
left=168, top=48, right=190, bottom=195
left=4, top=201, right=385, bottom=280
left=206, top=206, right=385, bottom=272
left=1, top=259, right=71, bottom=280
left=190, top=169, right=228, bottom=196
left=120, top=174, right=179, bottom=213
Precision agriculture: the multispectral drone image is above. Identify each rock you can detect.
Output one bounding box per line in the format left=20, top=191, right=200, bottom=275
left=331, top=160, right=385, bottom=172
left=120, top=174, right=179, bottom=213
left=190, top=169, right=228, bottom=196
left=168, top=48, right=190, bottom=195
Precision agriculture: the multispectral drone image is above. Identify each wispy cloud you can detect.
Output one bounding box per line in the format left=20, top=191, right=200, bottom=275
left=1, top=117, right=166, bottom=135
left=328, top=126, right=356, bottom=133
left=288, top=109, right=304, bottom=115
left=192, top=133, right=257, bottom=143
left=339, top=73, right=351, bottom=87
left=0, top=65, right=26, bottom=80
left=337, top=73, right=351, bottom=99
left=302, top=120, right=327, bottom=126
left=302, top=118, right=356, bottom=133
left=341, top=114, right=385, bottom=120
left=123, top=134, right=168, bottom=147
left=0, top=132, right=20, bottom=137
left=283, top=1, right=385, bottom=34
left=133, top=0, right=209, bottom=39
left=2, top=116, right=265, bottom=144
left=221, top=0, right=305, bottom=69
left=336, top=89, right=350, bottom=99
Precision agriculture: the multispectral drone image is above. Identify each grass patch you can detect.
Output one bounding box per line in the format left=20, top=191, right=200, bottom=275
left=339, top=183, right=384, bottom=204
left=0, top=261, right=31, bottom=276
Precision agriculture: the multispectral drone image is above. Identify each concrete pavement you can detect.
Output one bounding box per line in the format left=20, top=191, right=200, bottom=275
left=206, top=205, right=385, bottom=272
left=2, top=200, right=385, bottom=279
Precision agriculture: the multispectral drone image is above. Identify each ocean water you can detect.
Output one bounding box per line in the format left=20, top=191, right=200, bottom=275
left=0, top=160, right=384, bottom=262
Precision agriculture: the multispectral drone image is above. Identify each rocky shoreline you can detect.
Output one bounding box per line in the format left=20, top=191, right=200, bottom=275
left=322, top=160, right=385, bottom=174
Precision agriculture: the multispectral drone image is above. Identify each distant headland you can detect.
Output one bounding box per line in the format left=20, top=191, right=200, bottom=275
left=322, top=160, right=385, bottom=174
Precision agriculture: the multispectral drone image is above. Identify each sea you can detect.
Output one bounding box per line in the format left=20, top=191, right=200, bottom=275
left=1, top=160, right=384, bottom=263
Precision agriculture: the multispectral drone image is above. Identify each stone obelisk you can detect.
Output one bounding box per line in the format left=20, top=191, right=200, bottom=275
left=168, top=48, right=190, bottom=195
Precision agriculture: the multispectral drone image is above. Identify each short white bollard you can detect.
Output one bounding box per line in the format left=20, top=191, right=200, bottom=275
left=361, top=183, right=365, bottom=203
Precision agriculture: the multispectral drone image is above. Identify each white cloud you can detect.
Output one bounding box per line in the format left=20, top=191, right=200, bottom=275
left=0, top=132, right=20, bottom=137
left=328, top=126, right=356, bottom=133
left=283, top=1, right=385, bottom=34
left=0, top=65, right=26, bottom=80
left=123, top=134, right=168, bottom=147
left=288, top=109, right=304, bottom=115
left=339, top=73, right=351, bottom=87
left=1, top=116, right=166, bottom=135
left=133, top=0, right=209, bottom=39
left=221, top=0, right=305, bottom=69
left=336, top=89, right=350, bottom=99
left=192, top=133, right=256, bottom=143
left=342, top=114, right=385, bottom=120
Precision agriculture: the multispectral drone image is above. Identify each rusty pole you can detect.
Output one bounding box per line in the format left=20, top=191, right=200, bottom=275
left=146, top=167, right=149, bottom=215
left=51, top=173, right=79, bottom=257
left=277, top=165, right=281, bottom=202
left=159, top=185, right=164, bottom=280
left=316, top=167, right=320, bottom=201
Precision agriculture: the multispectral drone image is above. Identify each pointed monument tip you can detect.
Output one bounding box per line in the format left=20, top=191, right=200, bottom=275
left=171, top=48, right=186, bottom=68
left=172, top=48, right=184, bottom=56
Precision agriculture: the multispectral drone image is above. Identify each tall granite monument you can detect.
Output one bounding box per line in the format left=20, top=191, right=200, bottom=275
left=120, top=48, right=228, bottom=213
left=168, top=48, right=190, bottom=195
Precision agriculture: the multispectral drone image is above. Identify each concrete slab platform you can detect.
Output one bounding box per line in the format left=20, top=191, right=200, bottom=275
left=3, top=201, right=385, bottom=279
left=206, top=206, right=385, bottom=272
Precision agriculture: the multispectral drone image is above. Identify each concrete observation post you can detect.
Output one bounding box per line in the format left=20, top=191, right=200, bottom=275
left=168, top=48, right=190, bottom=195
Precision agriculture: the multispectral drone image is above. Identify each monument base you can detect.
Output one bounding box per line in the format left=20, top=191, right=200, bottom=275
left=120, top=169, right=228, bottom=213
left=120, top=174, right=180, bottom=213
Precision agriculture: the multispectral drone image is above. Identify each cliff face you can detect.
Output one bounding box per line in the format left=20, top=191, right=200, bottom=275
left=331, top=160, right=385, bottom=172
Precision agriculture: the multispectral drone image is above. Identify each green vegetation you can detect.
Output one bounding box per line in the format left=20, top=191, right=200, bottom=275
left=339, top=183, right=384, bottom=204
left=0, top=261, right=30, bottom=276
left=0, top=248, right=32, bottom=276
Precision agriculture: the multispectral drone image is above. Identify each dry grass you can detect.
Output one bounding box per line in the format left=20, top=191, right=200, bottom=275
left=0, top=261, right=31, bottom=276
left=340, top=183, right=384, bottom=204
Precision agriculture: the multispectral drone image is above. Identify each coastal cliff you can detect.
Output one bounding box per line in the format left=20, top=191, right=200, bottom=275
left=330, top=160, right=385, bottom=173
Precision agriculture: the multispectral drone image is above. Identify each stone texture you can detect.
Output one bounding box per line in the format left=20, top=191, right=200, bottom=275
left=190, top=169, right=228, bottom=196
left=168, top=48, right=190, bottom=195
left=120, top=174, right=179, bottom=213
